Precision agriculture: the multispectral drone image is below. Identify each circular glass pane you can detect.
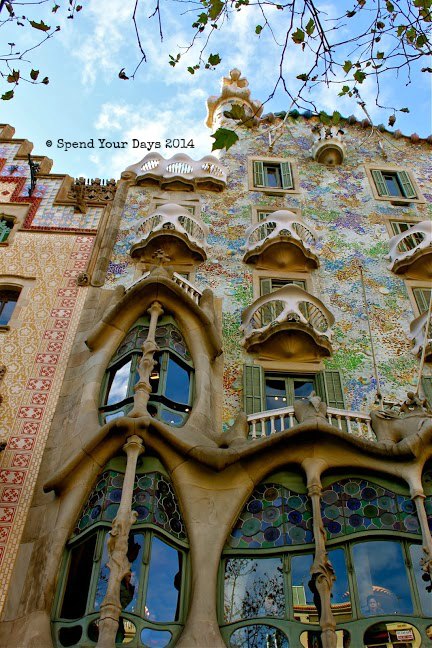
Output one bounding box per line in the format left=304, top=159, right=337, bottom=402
left=300, top=629, right=350, bottom=647
left=364, top=621, right=421, bottom=647
left=88, top=618, right=136, bottom=644
left=58, top=626, right=82, bottom=647
left=141, top=628, right=172, bottom=647
left=230, top=625, right=289, bottom=648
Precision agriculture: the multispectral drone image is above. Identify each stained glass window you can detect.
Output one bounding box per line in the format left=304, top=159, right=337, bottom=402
left=321, top=478, right=420, bottom=539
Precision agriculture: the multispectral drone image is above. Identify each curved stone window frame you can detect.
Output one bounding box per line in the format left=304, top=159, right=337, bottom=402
left=99, top=315, right=194, bottom=426
left=52, top=458, right=190, bottom=648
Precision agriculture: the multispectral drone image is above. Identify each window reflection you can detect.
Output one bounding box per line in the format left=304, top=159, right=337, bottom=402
left=328, top=549, right=351, bottom=622
left=353, top=541, right=413, bottom=616
left=60, top=534, right=96, bottom=619
left=145, top=536, right=182, bottom=622
left=165, top=356, right=190, bottom=404
left=224, top=557, right=285, bottom=622
left=230, top=625, right=289, bottom=648
left=107, top=360, right=132, bottom=406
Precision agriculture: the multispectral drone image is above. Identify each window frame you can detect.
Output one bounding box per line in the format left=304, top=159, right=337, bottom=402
left=248, top=158, right=300, bottom=195
left=253, top=270, right=312, bottom=303
left=365, top=165, right=424, bottom=204
left=405, top=280, right=431, bottom=317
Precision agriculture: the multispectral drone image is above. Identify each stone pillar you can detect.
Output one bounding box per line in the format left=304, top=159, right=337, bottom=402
left=96, top=435, right=144, bottom=648
left=130, top=301, right=164, bottom=417
left=411, top=487, right=432, bottom=580
left=304, top=459, right=337, bottom=648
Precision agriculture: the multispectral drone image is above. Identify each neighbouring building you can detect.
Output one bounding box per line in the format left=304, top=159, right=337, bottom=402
left=0, top=70, right=431, bottom=648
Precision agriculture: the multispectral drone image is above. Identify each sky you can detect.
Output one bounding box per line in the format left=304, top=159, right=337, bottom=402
left=2, top=0, right=431, bottom=180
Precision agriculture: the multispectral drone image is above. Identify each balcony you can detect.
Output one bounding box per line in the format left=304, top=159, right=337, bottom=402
left=388, top=221, right=432, bottom=279
left=248, top=405, right=372, bottom=439
left=243, top=210, right=319, bottom=270
left=241, top=284, right=334, bottom=360
left=130, top=203, right=208, bottom=265
left=123, top=153, right=227, bottom=192
left=409, top=311, right=432, bottom=362
left=310, top=126, right=346, bottom=166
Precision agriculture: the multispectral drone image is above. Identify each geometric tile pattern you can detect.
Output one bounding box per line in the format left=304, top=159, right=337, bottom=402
left=0, top=233, right=95, bottom=613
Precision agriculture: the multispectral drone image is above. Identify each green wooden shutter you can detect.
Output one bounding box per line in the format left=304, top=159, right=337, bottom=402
left=260, top=278, right=273, bottom=296
left=422, top=377, right=432, bottom=403
left=397, top=171, right=417, bottom=199
left=413, top=288, right=431, bottom=313
left=243, top=364, right=264, bottom=414
left=321, top=370, right=345, bottom=408
left=280, top=161, right=294, bottom=189
left=371, top=170, right=389, bottom=196
left=253, top=161, right=265, bottom=187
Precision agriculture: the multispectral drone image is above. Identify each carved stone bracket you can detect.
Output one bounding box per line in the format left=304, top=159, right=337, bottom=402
left=97, top=435, right=144, bottom=648
left=68, top=177, right=117, bottom=214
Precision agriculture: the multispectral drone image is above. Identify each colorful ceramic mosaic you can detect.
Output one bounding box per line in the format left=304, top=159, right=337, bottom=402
left=74, top=471, right=187, bottom=541
left=321, top=479, right=421, bottom=538
left=226, top=482, right=313, bottom=549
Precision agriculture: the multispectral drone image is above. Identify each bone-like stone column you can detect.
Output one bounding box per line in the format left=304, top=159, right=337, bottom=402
left=96, top=435, right=144, bottom=648
left=411, top=487, right=432, bottom=581
left=304, top=459, right=337, bottom=648
left=130, top=300, right=164, bottom=417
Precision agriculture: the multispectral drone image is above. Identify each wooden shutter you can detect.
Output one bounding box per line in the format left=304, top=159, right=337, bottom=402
left=371, top=170, right=389, bottom=196
left=260, top=278, right=273, bottom=296
left=243, top=364, right=264, bottom=414
left=280, top=161, right=294, bottom=189
left=422, top=377, right=432, bottom=403
left=253, top=161, right=265, bottom=187
left=397, top=171, right=417, bottom=199
left=321, top=370, right=345, bottom=408
left=413, top=288, right=431, bottom=313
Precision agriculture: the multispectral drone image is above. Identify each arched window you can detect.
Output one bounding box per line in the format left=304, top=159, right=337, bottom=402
left=0, top=287, right=20, bottom=326
left=53, top=457, right=188, bottom=648
left=99, top=316, right=194, bottom=426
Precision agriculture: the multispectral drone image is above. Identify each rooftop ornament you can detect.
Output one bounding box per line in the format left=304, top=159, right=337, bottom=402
left=27, top=153, right=40, bottom=196
left=310, top=125, right=346, bottom=166
left=206, top=68, right=263, bottom=129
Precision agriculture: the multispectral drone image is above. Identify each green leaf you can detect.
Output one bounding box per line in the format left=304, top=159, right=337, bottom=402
left=52, top=4, right=60, bottom=12
left=1, top=90, right=14, bottom=100
left=296, top=73, right=309, bottom=81
left=208, top=0, right=224, bottom=20
left=29, top=19, right=51, bottom=31
left=211, top=127, right=239, bottom=151
left=197, top=12, right=208, bottom=25
left=416, top=34, right=427, bottom=47
left=376, top=20, right=385, bottom=29
left=30, top=69, right=39, bottom=80
left=305, top=18, right=315, bottom=35
left=332, top=111, right=341, bottom=125
left=255, top=24, right=263, bottom=34
left=400, top=107, right=410, bottom=113
left=319, top=111, right=331, bottom=125
left=223, top=104, right=247, bottom=121
left=41, top=76, right=49, bottom=85
left=343, top=60, right=352, bottom=73
left=338, top=85, right=350, bottom=96
left=386, top=1, right=394, bottom=11
left=187, top=66, right=195, bottom=74
left=7, top=69, right=19, bottom=83
left=377, top=51, right=384, bottom=59
left=354, top=69, right=366, bottom=83
left=76, top=4, right=82, bottom=10
left=208, top=53, right=221, bottom=66
left=292, top=28, right=305, bottom=44
left=397, top=25, right=406, bottom=36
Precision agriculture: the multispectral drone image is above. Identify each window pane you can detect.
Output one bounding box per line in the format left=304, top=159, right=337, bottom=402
left=60, top=534, right=97, bottom=619
left=328, top=548, right=352, bottom=622
left=106, top=359, right=132, bottom=405
left=383, top=173, right=402, bottom=197
left=165, top=356, right=190, bottom=404
left=141, top=628, right=172, bottom=648
left=224, top=557, right=285, bottom=622
left=291, top=554, right=318, bottom=624
left=145, top=536, right=182, bottom=622
left=230, top=625, right=289, bottom=648
left=0, top=297, right=17, bottom=326
left=409, top=544, right=432, bottom=616
left=265, top=166, right=281, bottom=188
left=160, top=409, right=185, bottom=426
left=293, top=380, right=314, bottom=399
left=353, top=541, right=413, bottom=616
left=265, top=378, right=287, bottom=409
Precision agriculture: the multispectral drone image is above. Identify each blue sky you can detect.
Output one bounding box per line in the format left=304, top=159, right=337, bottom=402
left=2, top=0, right=431, bottom=179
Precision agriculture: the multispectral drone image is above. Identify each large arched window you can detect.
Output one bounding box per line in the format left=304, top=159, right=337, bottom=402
left=99, top=316, right=194, bottom=426
left=52, top=457, right=189, bottom=648
left=220, top=472, right=430, bottom=647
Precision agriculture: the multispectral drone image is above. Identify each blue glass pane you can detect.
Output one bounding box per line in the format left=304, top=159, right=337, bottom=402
left=0, top=298, right=17, bottom=326
left=145, top=537, right=181, bottom=622
left=353, top=541, right=413, bottom=615
left=107, top=360, right=132, bottom=405
left=230, top=625, right=289, bottom=648
left=409, top=544, right=432, bottom=616
left=224, top=557, right=284, bottom=622
left=165, top=357, right=190, bottom=404
left=291, top=554, right=317, bottom=624
left=141, top=629, right=172, bottom=648
left=160, top=409, right=184, bottom=426
left=105, top=411, right=125, bottom=422
left=328, top=548, right=352, bottom=621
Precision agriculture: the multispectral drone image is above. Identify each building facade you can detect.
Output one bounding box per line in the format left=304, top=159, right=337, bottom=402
left=0, top=71, right=431, bottom=648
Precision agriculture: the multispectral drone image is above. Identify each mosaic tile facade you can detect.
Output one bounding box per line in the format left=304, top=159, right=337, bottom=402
left=104, top=117, right=431, bottom=428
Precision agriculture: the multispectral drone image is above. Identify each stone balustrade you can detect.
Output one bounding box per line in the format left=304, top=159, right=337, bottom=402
left=245, top=210, right=319, bottom=255
left=388, top=221, right=432, bottom=277
left=132, top=203, right=208, bottom=248
left=247, top=405, right=373, bottom=439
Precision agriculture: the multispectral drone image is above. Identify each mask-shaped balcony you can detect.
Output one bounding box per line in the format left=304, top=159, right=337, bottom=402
left=243, top=210, right=320, bottom=270
left=130, top=203, right=209, bottom=265
left=409, top=311, right=432, bottom=362
left=123, top=152, right=227, bottom=192
left=241, top=284, right=334, bottom=360
left=310, top=125, right=346, bottom=166
left=388, top=221, right=432, bottom=279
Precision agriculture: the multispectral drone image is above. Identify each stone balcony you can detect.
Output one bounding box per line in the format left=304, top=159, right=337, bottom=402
left=241, top=284, right=334, bottom=360
left=310, top=126, right=346, bottom=166
left=130, top=203, right=209, bottom=265
left=243, top=210, right=319, bottom=270
left=123, top=152, right=227, bottom=192
left=409, top=311, right=432, bottom=362
left=388, top=221, right=432, bottom=279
